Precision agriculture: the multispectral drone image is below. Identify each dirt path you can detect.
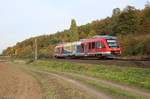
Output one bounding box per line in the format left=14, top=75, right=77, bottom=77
left=0, top=62, right=42, bottom=99
left=31, top=70, right=150, bottom=99
left=55, top=72, right=150, bottom=97
left=32, top=70, right=112, bottom=99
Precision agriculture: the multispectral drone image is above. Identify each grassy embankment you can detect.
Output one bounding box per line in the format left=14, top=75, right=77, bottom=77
left=11, top=59, right=150, bottom=99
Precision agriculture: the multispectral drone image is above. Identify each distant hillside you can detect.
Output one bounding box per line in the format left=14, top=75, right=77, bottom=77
left=3, top=5, right=150, bottom=58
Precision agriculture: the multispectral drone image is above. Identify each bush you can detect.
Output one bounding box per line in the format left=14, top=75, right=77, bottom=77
left=118, top=34, right=150, bottom=56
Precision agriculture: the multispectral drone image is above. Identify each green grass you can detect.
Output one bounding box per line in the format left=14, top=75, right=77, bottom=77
left=30, top=60, right=150, bottom=90
left=82, top=79, right=141, bottom=99
left=57, top=72, right=144, bottom=99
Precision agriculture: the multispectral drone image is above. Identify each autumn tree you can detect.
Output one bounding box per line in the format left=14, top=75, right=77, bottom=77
left=139, top=4, right=150, bottom=34
left=115, top=6, right=140, bottom=35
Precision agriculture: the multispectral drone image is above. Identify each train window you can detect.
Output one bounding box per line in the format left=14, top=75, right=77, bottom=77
left=61, top=48, right=64, bottom=54
left=56, top=48, right=59, bottom=54
left=88, top=43, right=92, bottom=49
left=81, top=44, right=84, bottom=52
left=77, top=45, right=84, bottom=53
left=96, top=42, right=100, bottom=48
left=92, top=42, right=95, bottom=49
left=96, top=42, right=105, bottom=48
left=57, top=48, right=60, bottom=54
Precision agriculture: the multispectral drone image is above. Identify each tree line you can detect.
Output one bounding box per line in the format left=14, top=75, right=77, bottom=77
left=3, top=4, right=150, bottom=58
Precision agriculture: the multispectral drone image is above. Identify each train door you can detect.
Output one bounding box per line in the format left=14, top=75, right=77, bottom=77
left=96, top=40, right=106, bottom=53
left=83, top=43, right=88, bottom=56
left=59, top=47, right=64, bottom=56
left=88, top=42, right=92, bottom=53
left=91, top=42, right=96, bottom=53
left=81, top=44, right=84, bottom=53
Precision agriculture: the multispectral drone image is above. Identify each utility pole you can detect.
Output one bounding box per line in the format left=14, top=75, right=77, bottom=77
left=35, top=38, right=38, bottom=60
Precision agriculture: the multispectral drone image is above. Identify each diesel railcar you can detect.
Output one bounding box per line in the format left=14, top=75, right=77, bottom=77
left=54, top=35, right=121, bottom=58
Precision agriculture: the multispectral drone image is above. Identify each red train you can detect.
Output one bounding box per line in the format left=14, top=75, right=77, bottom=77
left=54, top=35, right=121, bottom=59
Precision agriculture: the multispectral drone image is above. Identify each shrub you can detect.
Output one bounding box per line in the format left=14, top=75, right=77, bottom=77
left=118, top=34, right=150, bottom=56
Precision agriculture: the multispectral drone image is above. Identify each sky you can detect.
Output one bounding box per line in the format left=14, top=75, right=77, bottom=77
left=0, top=0, right=147, bottom=53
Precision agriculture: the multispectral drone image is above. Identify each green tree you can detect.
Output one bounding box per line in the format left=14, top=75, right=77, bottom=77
left=78, top=24, right=90, bottom=38
left=108, top=8, right=121, bottom=35
left=79, top=32, right=87, bottom=39
left=70, top=19, right=79, bottom=41
left=112, top=8, right=121, bottom=16
left=88, top=30, right=96, bottom=37
left=115, top=6, right=140, bottom=35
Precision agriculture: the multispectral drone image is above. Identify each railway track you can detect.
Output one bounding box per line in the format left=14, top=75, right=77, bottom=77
left=53, top=58, right=150, bottom=68
left=113, top=56, right=150, bottom=61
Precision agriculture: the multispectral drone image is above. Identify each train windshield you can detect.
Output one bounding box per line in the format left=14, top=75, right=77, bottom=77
left=106, top=39, right=119, bottom=48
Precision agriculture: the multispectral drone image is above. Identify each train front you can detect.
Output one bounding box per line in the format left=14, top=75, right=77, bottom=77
left=104, top=36, right=121, bottom=57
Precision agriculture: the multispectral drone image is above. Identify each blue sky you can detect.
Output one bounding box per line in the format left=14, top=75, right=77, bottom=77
left=0, top=0, right=147, bottom=53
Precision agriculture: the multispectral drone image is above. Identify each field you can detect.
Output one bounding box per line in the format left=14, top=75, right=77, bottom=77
left=30, top=60, right=150, bottom=90
left=0, top=58, right=150, bottom=99
left=27, top=59, right=150, bottom=99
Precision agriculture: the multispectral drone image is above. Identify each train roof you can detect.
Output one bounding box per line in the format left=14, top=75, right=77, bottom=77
left=55, top=35, right=117, bottom=48
left=93, top=35, right=117, bottom=39
left=82, top=35, right=117, bottom=43
left=55, top=41, right=82, bottom=48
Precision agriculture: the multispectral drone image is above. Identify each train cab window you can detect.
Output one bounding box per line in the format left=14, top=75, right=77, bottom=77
left=106, top=39, right=118, bottom=48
